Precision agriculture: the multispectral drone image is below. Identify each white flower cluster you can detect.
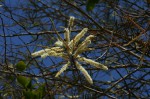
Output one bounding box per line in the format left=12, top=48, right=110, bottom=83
left=31, top=16, right=108, bottom=84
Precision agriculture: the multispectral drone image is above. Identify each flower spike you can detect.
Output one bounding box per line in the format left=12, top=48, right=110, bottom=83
left=64, top=28, right=70, bottom=44
left=31, top=16, right=108, bottom=84
left=68, top=16, right=75, bottom=27
left=77, top=56, right=108, bottom=70
left=55, top=62, right=70, bottom=77
left=75, top=61, right=93, bottom=84
left=69, top=28, right=88, bottom=47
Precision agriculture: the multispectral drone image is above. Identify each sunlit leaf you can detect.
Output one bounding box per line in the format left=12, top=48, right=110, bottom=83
left=15, top=61, right=26, bottom=72
left=17, top=75, right=31, bottom=88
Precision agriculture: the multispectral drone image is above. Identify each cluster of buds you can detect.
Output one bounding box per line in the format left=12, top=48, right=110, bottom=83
left=31, top=16, right=108, bottom=84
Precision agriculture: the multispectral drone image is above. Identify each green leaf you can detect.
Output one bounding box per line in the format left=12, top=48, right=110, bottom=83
left=23, top=90, right=37, bottom=99
left=17, top=75, right=31, bottom=88
left=6, top=74, right=15, bottom=82
left=86, top=0, right=99, bottom=11
left=15, top=61, right=26, bottom=72
left=37, top=84, right=45, bottom=98
left=26, top=79, right=32, bottom=89
left=23, top=89, right=44, bottom=99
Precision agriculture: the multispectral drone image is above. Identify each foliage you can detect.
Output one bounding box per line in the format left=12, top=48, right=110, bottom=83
left=86, top=0, right=99, bottom=11
left=15, top=61, right=26, bottom=72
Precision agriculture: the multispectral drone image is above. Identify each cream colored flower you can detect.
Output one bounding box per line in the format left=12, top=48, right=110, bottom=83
left=31, top=16, right=108, bottom=84
left=64, top=28, right=70, bottom=44
left=69, top=28, right=88, bottom=47
left=68, top=16, right=75, bottom=27
left=55, top=39, right=63, bottom=47
left=73, top=40, right=91, bottom=58
left=77, top=56, right=108, bottom=70
left=31, top=47, right=63, bottom=57
left=82, top=35, right=95, bottom=44
left=79, top=48, right=94, bottom=54
left=75, top=61, right=93, bottom=84
left=41, top=51, right=57, bottom=58
left=55, top=62, right=70, bottom=77
left=31, top=48, right=54, bottom=57
left=41, top=52, right=68, bottom=59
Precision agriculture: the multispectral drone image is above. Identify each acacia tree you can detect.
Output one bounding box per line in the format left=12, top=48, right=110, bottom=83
left=0, top=0, right=150, bottom=98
